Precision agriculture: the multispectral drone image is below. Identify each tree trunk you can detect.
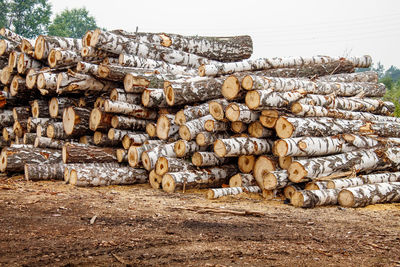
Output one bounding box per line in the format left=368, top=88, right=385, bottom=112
left=179, top=115, right=212, bottom=141
left=162, top=164, right=238, bottom=193
left=90, top=30, right=216, bottom=68
left=327, top=172, right=400, bottom=189
left=62, top=106, right=91, bottom=136
left=248, top=121, right=273, bottom=138
left=110, top=88, right=141, bottom=105
left=10, top=75, right=30, bottom=97
left=34, top=136, right=66, bottom=149
left=46, top=122, right=68, bottom=139
left=63, top=162, right=120, bottom=182
left=317, top=71, right=378, bottom=83
left=17, top=53, right=42, bottom=74
left=48, top=49, right=89, bottom=68
left=192, top=151, right=228, bottom=167
left=98, top=64, right=159, bottom=81
left=165, top=76, right=226, bottom=106
left=263, top=170, right=289, bottom=190
left=111, top=115, right=149, bottom=130
left=214, top=137, right=273, bottom=157
left=0, top=146, right=62, bottom=173
left=141, top=142, right=177, bottom=170
left=225, top=102, right=259, bottom=123
left=195, top=131, right=230, bottom=146
left=298, top=94, right=394, bottom=116
left=124, top=72, right=183, bottom=93
left=89, top=108, right=113, bottom=131
left=81, top=46, right=115, bottom=58
left=338, top=182, right=400, bottom=208
left=229, top=173, right=257, bottom=187
left=175, top=102, right=210, bottom=126
left=273, top=135, right=379, bottom=157
left=24, top=163, right=65, bottom=181
left=291, top=103, right=400, bottom=123
left=119, top=54, right=195, bottom=75
left=291, top=189, right=341, bottom=208
left=34, top=35, right=82, bottom=60
left=149, top=169, right=163, bottom=189
left=104, top=100, right=157, bottom=120
left=27, top=117, right=53, bottom=133
left=156, top=114, right=179, bottom=140
left=93, top=131, right=120, bottom=147
left=141, top=88, right=168, bottom=108
left=69, top=165, right=148, bottom=187
left=288, top=147, right=400, bottom=183
left=23, top=133, right=36, bottom=145
left=207, top=186, right=261, bottom=199
left=155, top=156, right=194, bottom=176
left=62, top=143, right=116, bottom=163
left=36, top=72, right=59, bottom=95
left=199, top=55, right=372, bottom=77
left=253, top=155, right=277, bottom=188
left=57, top=71, right=117, bottom=94
left=245, top=89, right=305, bottom=110
left=127, top=143, right=159, bottom=168
left=283, top=184, right=305, bottom=200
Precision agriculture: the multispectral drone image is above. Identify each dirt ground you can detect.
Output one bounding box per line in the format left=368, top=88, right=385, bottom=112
left=0, top=175, right=400, bottom=267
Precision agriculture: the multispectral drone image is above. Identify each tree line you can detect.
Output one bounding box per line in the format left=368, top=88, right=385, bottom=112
left=0, top=0, right=99, bottom=38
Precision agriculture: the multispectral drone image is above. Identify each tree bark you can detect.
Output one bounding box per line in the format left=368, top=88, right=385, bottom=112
left=0, top=109, right=14, bottom=128
left=93, top=131, right=120, bottom=147
left=305, top=181, right=330, bottom=190
left=162, top=164, right=238, bottom=193
left=174, top=140, right=205, bottom=157
left=225, top=102, right=259, bottom=123
left=327, top=172, right=400, bottom=189
left=23, top=133, right=36, bottom=145
left=110, top=88, right=141, bottom=105
left=104, top=100, right=157, bottom=120
left=204, top=118, right=229, bottom=133
left=229, top=173, right=257, bottom=188
left=179, top=115, right=212, bottom=141
left=175, top=102, right=210, bottom=126
left=62, top=106, right=91, bottom=136
left=141, top=88, right=168, bottom=108
left=48, top=49, right=91, bottom=68
left=199, top=55, right=372, bottom=77
left=124, top=72, right=183, bottom=93
left=155, top=156, right=195, bottom=176
left=34, top=136, right=66, bottom=149
left=24, top=163, right=65, bottom=181
left=57, top=71, right=117, bottom=94
left=156, top=114, right=179, bottom=140
left=31, top=99, right=50, bottom=118
left=0, top=39, right=18, bottom=57
left=338, top=182, right=400, bottom=208
left=263, top=170, right=290, bottom=190
left=0, top=146, right=62, bottom=173
left=13, top=106, right=31, bottom=121
left=27, top=117, right=53, bottom=133
left=291, top=189, right=341, bottom=208
left=89, top=108, right=113, bottom=131
left=127, top=143, right=159, bottom=168
left=3, top=126, right=15, bottom=141
left=34, top=35, right=82, bottom=60
left=192, top=151, right=228, bottom=167
left=317, top=71, right=378, bottom=83
left=36, top=72, right=59, bottom=95
left=207, top=186, right=261, bottom=199
left=69, top=165, right=148, bottom=187
left=195, top=131, right=230, bottom=146
left=17, top=53, right=42, bottom=74
left=245, top=89, right=305, bottom=110
left=46, top=122, right=68, bottom=139
left=10, top=75, right=30, bottom=97
left=141, top=142, right=177, bottom=170
left=111, top=115, right=149, bottom=130
left=62, top=143, right=116, bottom=164
left=213, top=137, right=273, bottom=157
left=76, top=61, right=100, bottom=77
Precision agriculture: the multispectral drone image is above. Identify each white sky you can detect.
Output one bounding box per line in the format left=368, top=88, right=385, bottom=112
left=48, top=0, right=400, bottom=68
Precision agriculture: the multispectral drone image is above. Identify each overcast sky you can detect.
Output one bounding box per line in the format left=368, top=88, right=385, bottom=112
left=48, top=0, right=400, bottom=68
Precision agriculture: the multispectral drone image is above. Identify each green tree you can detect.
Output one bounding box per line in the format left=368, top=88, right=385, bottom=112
left=384, top=65, right=400, bottom=82
left=6, top=0, right=52, bottom=38
left=0, top=0, right=8, bottom=29
left=48, top=8, right=98, bottom=38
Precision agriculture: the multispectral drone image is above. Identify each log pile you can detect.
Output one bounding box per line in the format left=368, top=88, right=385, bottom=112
left=1, top=26, right=399, bottom=209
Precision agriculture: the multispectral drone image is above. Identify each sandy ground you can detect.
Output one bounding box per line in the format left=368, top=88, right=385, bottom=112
left=0, top=175, right=400, bottom=266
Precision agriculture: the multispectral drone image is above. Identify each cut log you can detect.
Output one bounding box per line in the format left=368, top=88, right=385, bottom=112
left=318, top=71, right=378, bottom=83
left=98, top=64, right=158, bottom=81
left=48, top=49, right=88, bottom=68
left=57, top=71, right=117, bottom=94
left=36, top=72, right=58, bottom=95
left=0, top=28, right=30, bottom=46
left=245, top=89, right=305, bottom=110
left=34, top=137, right=65, bottom=149
left=17, top=53, right=42, bottom=74
left=13, top=120, right=27, bottom=138
left=81, top=46, right=115, bottom=58
left=116, top=149, right=128, bottom=163
left=164, top=76, right=225, bottom=106
left=263, top=170, right=289, bottom=190
left=327, top=172, right=400, bottom=189
left=199, top=55, right=372, bottom=77
left=284, top=184, right=305, bottom=200
left=24, top=163, right=65, bottom=181
left=338, top=182, right=400, bottom=208
left=225, top=102, right=259, bottom=123
left=111, top=115, right=148, bottom=130
left=79, top=135, right=95, bottom=145
left=291, top=189, right=341, bottom=208
left=253, top=155, right=277, bottom=188
left=238, top=155, right=255, bottom=173
left=63, top=162, right=120, bottom=183
left=192, top=151, right=228, bottom=167
left=124, top=72, right=181, bottom=92
left=146, top=122, right=157, bottom=138
left=109, top=129, right=148, bottom=145
left=204, top=119, right=229, bottom=132
left=162, top=165, right=238, bottom=193
left=179, top=115, right=212, bottom=141
left=175, top=102, right=210, bottom=126
left=156, top=114, right=179, bottom=140
left=155, top=157, right=194, bottom=176
left=76, top=61, right=100, bottom=76
left=0, top=146, right=62, bottom=172
left=0, top=66, right=13, bottom=85
left=23, top=133, right=37, bottom=145
left=208, top=98, right=230, bottom=121
left=196, top=131, right=230, bottom=146
left=36, top=124, right=46, bottom=138
left=62, top=143, right=116, bottom=163
left=141, top=142, right=177, bottom=170
left=229, top=173, right=257, bottom=187
left=0, top=39, right=18, bottom=57
left=127, top=143, right=159, bottom=168
left=69, top=165, right=148, bottom=187
left=207, top=186, right=261, bottom=199
left=248, top=121, right=273, bottom=138
left=149, top=169, right=163, bottom=189
left=48, top=97, right=80, bottom=118
left=34, top=35, right=82, bottom=60
left=110, top=88, right=141, bottom=104
left=31, top=99, right=49, bottom=118
left=25, top=68, right=38, bottom=89
left=27, top=117, right=52, bottom=133
left=47, top=122, right=68, bottom=139
left=89, top=108, right=113, bottom=131
left=3, top=126, right=15, bottom=141
left=104, top=100, right=157, bottom=120
left=0, top=109, right=14, bottom=128
left=62, top=107, right=91, bottom=136
left=93, top=131, right=120, bottom=147
left=305, top=181, right=330, bottom=190
left=8, top=51, right=21, bottom=70
left=174, top=140, right=205, bottom=157
left=230, top=121, right=248, bottom=133
left=141, top=88, right=168, bottom=108
left=214, top=137, right=273, bottom=157
left=10, top=75, right=29, bottom=97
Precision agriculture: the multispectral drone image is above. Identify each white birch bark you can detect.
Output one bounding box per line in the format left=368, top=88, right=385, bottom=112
left=214, top=137, right=273, bottom=157
left=17, top=53, right=42, bottom=74
left=141, top=142, right=177, bottom=170
left=104, top=100, right=157, bottom=120
left=179, top=115, right=212, bottom=141
left=127, top=143, right=159, bottom=167
left=155, top=157, right=195, bottom=176
left=0, top=39, right=18, bottom=56
left=175, top=102, right=210, bottom=126
left=34, top=35, right=82, bottom=60
left=263, top=170, right=290, bottom=190
left=34, top=136, right=66, bottom=149
left=225, top=102, right=260, bottom=123
left=291, top=189, right=341, bottom=208
left=156, top=114, right=179, bottom=140
left=141, top=88, right=168, bottom=107
left=195, top=131, right=230, bottom=146
left=229, top=173, right=257, bottom=187
left=76, top=62, right=100, bottom=77
left=24, top=163, right=65, bottom=181
left=327, top=172, right=400, bottom=189
left=110, top=115, right=149, bottom=130
left=207, top=186, right=261, bottom=199
left=174, top=140, right=205, bottom=157
left=192, top=151, right=228, bottom=167
left=110, top=88, right=141, bottom=104
left=317, top=71, right=378, bottom=83
left=57, top=71, right=118, bottom=94
left=245, top=89, right=305, bottom=110
left=204, top=119, right=229, bottom=132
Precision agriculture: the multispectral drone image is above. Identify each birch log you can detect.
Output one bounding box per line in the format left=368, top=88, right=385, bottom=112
left=253, top=155, right=278, bottom=188
left=192, top=151, right=228, bottom=167
left=208, top=98, right=230, bottom=121
left=141, top=88, right=168, bottom=107
left=174, top=140, right=205, bottom=157
left=0, top=39, right=18, bottom=57
left=179, top=115, right=212, bottom=141
left=196, top=131, right=230, bottom=146
left=62, top=143, right=116, bottom=163
left=0, top=109, right=14, bottom=128
left=248, top=121, right=273, bottom=138
left=27, top=117, right=53, bottom=133
left=24, top=163, right=65, bottom=181
left=327, top=172, right=400, bottom=189
left=225, top=102, right=259, bottom=123
left=199, top=55, right=372, bottom=77
left=57, top=71, right=117, bottom=93
left=149, top=169, right=163, bottom=189
left=111, top=115, right=149, bottom=130
left=263, top=170, right=290, bottom=190
left=46, top=122, right=68, bottom=139
left=156, top=114, right=179, bottom=140
left=104, top=100, right=157, bottom=120
left=124, top=72, right=181, bottom=92
left=93, top=131, right=120, bottom=147
left=245, top=89, right=306, bottom=110
left=62, top=107, right=91, bottom=136
left=89, top=108, right=113, bottom=131
left=155, top=157, right=195, bottom=176
left=127, top=143, right=159, bottom=167
left=207, top=186, right=261, bottom=199
left=23, top=133, right=36, bottom=145
left=175, top=102, right=210, bottom=126
left=34, top=137, right=66, bottom=149
left=291, top=189, right=341, bottom=208
left=214, top=137, right=273, bottom=157
left=338, top=182, right=400, bottom=207
left=318, top=71, right=378, bottom=83
left=34, top=35, right=82, bottom=60
left=229, top=173, right=257, bottom=187
left=141, top=142, right=177, bottom=170
left=204, top=118, right=229, bottom=132
left=237, top=155, right=255, bottom=173
left=17, top=53, right=42, bottom=74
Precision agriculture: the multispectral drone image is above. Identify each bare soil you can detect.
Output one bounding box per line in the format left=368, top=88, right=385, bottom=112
left=1, top=175, right=400, bottom=266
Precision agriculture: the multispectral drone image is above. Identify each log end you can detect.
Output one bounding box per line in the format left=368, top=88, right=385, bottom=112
left=110, top=115, right=119, bottom=129
left=141, top=151, right=152, bottom=171
left=231, top=121, right=247, bottom=133
left=98, top=64, right=110, bottom=79
left=159, top=33, right=172, bottom=47
left=24, top=164, right=30, bottom=180
left=275, top=117, right=294, bottom=139
left=195, top=132, right=207, bottom=146
left=116, top=149, right=126, bottom=163
left=17, top=53, right=25, bottom=74
left=122, top=135, right=132, bottom=150
left=156, top=115, right=171, bottom=140
left=149, top=169, right=162, bottom=189
left=326, top=181, right=336, bottom=189
left=90, top=29, right=101, bottom=47
left=46, top=124, right=54, bottom=139
left=146, top=123, right=157, bottom=138
left=31, top=100, right=40, bottom=118
left=241, top=75, right=254, bottom=90
left=198, top=65, right=206, bottom=77
left=89, top=108, right=102, bottom=131
left=290, top=102, right=303, bottom=115
left=253, top=156, right=276, bottom=188
left=273, top=140, right=289, bottom=157
left=127, top=145, right=139, bottom=168
left=62, top=144, right=68, bottom=164
left=244, top=90, right=260, bottom=110
left=338, top=189, right=355, bottom=207
left=221, top=75, right=240, bottom=100
left=288, top=161, right=307, bottom=183
left=34, top=35, right=45, bottom=60
left=69, top=169, right=78, bottom=185
left=191, top=152, right=203, bottom=167
left=290, top=191, right=305, bottom=207
left=0, top=66, right=12, bottom=85
left=155, top=156, right=168, bottom=176
left=229, top=173, right=243, bottom=187
left=238, top=155, right=255, bottom=173
left=262, top=189, right=276, bottom=200
left=179, top=125, right=192, bottom=141
left=164, top=85, right=175, bottom=106
left=47, top=49, right=57, bottom=68
left=204, top=120, right=215, bottom=132
left=64, top=167, right=70, bottom=183
left=248, top=121, right=267, bottom=138
left=206, top=189, right=216, bottom=200
left=174, top=140, right=187, bottom=157
left=278, top=156, right=293, bottom=170
left=260, top=110, right=280, bottom=128
left=49, top=97, right=59, bottom=118
left=0, top=150, right=7, bottom=172
left=0, top=39, right=6, bottom=56
left=174, top=110, right=186, bottom=126
left=209, top=100, right=225, bottom=121
left=123, top=74, right=134, bottom=92
left=141, top=89, right=151, bottom=107
left=161, top=174, right=176, bottom=193
left=25, top=69, right=37, bottom=89
left=283, top=185, right=299, bottom=200
left=305, top=182, right=320, bottom=190
left=62, top=107, right=76, bottom=136
left=263, top=172, right=278, bottom=190
left=10, top=75, right=20, bottom=96
left=36, top=73, right=46, bottom=89
left=225, top=103, right=240, bottom=122
left=82, top=30, right=93, bottom=48
left=213, top=139, right=227, bottom=158
left=93, top=131, right=103, bottom=145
